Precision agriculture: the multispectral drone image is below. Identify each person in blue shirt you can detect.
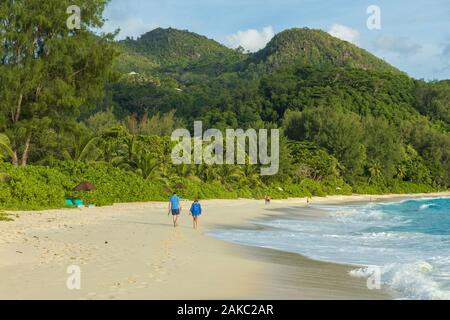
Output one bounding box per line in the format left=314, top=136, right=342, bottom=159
left=168, top=192, right=182, bottom=227
left=189, top=199, right=202, bottom=229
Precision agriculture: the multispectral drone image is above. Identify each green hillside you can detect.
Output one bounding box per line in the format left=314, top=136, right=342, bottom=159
left=104, top=27, right=449, bottom=191
left=116, top=27, right=402, bottom=76
left=113, top=48, right=160, bottom=75
left=246, top=28, right=402, bottom=74
left=120, top=27, right=244, bottom=70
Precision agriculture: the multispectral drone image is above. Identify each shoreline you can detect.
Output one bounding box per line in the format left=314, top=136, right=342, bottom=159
left=0, top=192, right=448, bottom=299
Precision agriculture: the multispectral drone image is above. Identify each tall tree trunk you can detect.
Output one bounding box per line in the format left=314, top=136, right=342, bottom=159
left=11, top=151, right=19, bottom=167
left=14, top=93, right=23, bottom=123
left=20, top=133, right=32, bottom=166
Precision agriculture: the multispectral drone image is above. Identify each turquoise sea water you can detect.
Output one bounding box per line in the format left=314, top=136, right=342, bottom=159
left=211, top=197, right=450, bottom=299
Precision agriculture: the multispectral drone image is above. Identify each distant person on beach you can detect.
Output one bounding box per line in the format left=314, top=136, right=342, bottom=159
left=265, top=195, right=271, bottom=205
left=168, top=192, right=181, bottom=227
left=189, top=199, right=202, bottom=229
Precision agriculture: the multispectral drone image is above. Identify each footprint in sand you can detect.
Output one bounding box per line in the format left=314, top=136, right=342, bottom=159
left=111, top=283, right=121, bottom=289
left=166, top=253, right=175, bottom=260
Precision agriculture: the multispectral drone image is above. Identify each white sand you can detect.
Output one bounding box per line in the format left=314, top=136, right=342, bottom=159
left=0, top=192, right=448, bottom=300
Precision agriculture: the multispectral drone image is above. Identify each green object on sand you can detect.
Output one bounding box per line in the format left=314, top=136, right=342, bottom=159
left=73, top=199, right=84, bottom=206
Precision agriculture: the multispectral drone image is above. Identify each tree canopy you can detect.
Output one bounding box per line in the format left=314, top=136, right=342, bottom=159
left=1, top=19, right=449, bottom=209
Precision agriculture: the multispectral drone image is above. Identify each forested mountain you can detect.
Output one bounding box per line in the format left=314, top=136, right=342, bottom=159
left=110, top=27, right=423, bottom=126
left=119, top=27, right=245, bottom=72
left=246, top=28, right=402, bottom=73
left=106, top=27, right=450, bottom=190
left=1, top=15, right=449, bottom=210
left=117, top=27, right=402, bottom=76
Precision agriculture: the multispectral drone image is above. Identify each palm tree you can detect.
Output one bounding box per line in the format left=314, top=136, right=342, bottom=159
left=368, top=161, right=383, bottom=183
left=106, top=136, right=167, bottom=182
left=217, top=165, right=242, bottom=185
left=62, top=137, right=103, bottom=162
left=174, top=163, right=193, bottom=179
left=158, top=163, right=172, bottom=183
left=103, top=138, right=129, bottom=166
left=135, top=154, right=162, bottom=180
left=107, top=135, right=141, bottom=170
left=239, top=164, right=263, bottom=188
left=396, top=164, right=407, bottom=180
left=0, top=133, right=15, bottom=162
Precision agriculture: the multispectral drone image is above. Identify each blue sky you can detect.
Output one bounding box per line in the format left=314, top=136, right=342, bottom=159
left=102, top=0, right=450, bottom=80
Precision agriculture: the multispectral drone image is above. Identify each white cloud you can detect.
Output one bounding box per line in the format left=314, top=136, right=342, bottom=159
left=102, top=17, right=158, bottom=40
left=374, top=35, right=422, bottom=56
left=226, top=26, right=275, bottom=52
left=328, top=24, right=360, bottom=45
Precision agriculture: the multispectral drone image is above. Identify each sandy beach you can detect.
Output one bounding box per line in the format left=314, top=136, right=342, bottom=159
left=0, top=192, right=448, bottom=300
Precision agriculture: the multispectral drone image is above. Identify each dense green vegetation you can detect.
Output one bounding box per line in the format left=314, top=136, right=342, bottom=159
left=0, top=1, right=448, bottom=210
left=246, top=28, right=403, bottom=74
left=119, top=27, right=245, bottom=75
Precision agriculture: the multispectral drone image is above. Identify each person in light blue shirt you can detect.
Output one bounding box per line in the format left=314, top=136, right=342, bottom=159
left=168, top=192, right=182, bottom=227
left=189, top=199, right=202, bottom=229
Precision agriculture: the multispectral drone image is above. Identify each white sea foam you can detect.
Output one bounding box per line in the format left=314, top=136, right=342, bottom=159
left=210, top=197, right=450, bottom=300
left=350, top=260, right=450, bottom=300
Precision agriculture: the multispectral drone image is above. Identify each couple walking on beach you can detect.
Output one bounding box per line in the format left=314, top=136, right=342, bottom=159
left=168, top=192, right=202, bottom=229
